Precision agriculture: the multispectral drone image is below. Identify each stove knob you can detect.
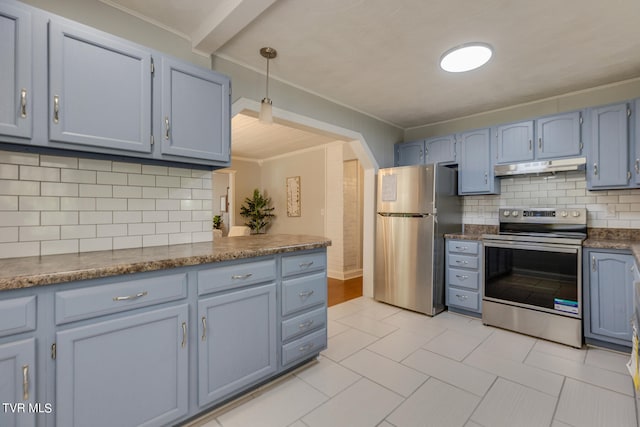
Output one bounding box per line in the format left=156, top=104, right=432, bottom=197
left=572, top=211, right=580, bottom=217
left=560, top=210, right=568, bottom=218
left=511, top=210, right=519, bottom=217
left=503, top=210, right=510, bottom=217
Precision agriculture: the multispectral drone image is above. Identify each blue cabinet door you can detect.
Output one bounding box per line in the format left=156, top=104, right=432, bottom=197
left=160, top=57, right=230, bottom=162
left=0, top=2, right=32, bottom=140
left=394, top=140, right=424, bottom=166
left=496, top=121, right=534, bottom=163
left=56, top=305, right=189, bottom=427
left=586, top=251, right=634, bottom=344
left=48, top=20, right=152, bottom=153
left=0, top=338, right=36, bottom=427
left=536, top=111, right=582, bottom=160
left=587, top=103, right=630, bottom=189
left=459, top=128, right=497, bottom=194
left=425, top=135, right=456, bottom=164
left=635, top=99, right=640, bottom=185
left=198, top=283, right=277, bottom=407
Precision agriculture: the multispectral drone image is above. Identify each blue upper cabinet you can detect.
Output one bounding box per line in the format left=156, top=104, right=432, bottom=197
left=0, top=2, right=32, bottom=140
left=159, top=57, right=230, bottom=163
left=496, top=121, right=534, bottom=163
left=394, top=140, right=424, bottom=166
left=48, top=20, right=152, bottom=153
left=587, top=102, right=631, bottom=189
left=425, top=134, right=456, bottom=164
left=536, top=111, right=582, bottom=159
left=458, top=128, right=499, bottom=194
left=635, top=99, right=640, bottom=185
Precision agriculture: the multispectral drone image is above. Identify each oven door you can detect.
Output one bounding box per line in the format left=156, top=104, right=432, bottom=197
left=483, top=240, right=581, bottom=318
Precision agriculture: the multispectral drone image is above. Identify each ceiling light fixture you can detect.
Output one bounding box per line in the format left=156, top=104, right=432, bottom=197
left=440, top=42, right=493, bottom=73
left=259, top=47, right=277, bottom=124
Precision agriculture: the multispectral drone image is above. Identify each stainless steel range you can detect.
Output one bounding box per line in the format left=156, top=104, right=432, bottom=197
left=482, top=207, right=587, bottom=348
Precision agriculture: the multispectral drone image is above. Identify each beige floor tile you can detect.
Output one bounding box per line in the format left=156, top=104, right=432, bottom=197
left=295, top=356, right=361, bottom=397
left=367, top=329, right=438, bottom=362
left=585, top=347, right=631, bottom=375
left=322, top=327, right=378, bottom=362
left=476, top=328, right=536, bottom=362
left=335, top=312, right=398, bottom=338
left=423, top=328, right=485, bottom=361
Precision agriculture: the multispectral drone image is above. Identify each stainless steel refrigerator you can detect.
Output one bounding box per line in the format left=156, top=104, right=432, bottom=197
left=374, top=164, right=462, bottom=315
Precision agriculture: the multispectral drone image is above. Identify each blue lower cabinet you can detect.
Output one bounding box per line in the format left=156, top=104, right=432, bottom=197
left=198, top=283, right=277, bottom=407
left=0, top=338, right=36, bottom=427
left=584, top=250, right=634, bottom=346
left=55, top=305, right=189, bottom=427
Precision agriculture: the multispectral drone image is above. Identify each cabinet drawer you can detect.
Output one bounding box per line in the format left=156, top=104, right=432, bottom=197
left=447, top=268, right=480, bottom=290
left=282, top=328, right=327, bottom=367
left=447, top=288, right=480, bottom=311
left=281, top=307, right=326, bottom=342
left=55, top=273, right=187, bottom=325
left=0, top=296, right=36, bottom=337
left=198, top=259, right=276, bottom=295
left=448, top=254, right=479, bottom=269
left=447, top=240, right=479, bottom=255
left=282, top=273, right=327, bottom=316
left=282, top=252, right=326, bottom=277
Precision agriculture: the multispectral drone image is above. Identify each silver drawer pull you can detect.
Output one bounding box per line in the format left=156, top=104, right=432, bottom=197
left=201, top=316, right=207, bottom=341
left=231, top=273, right=253, bottom=280
left=22, top=365, right=29, bottom=401
left=298, top=343, right=315, bottom=352
left=455, top=274, right=469, bottom=280
left=53, top=95, right=60, bottom=124
left=20, top=89, right=27, bottom=118
left=455, top=260, right=468, bottom=265
left=113, top=291, right=148, bottom=301
left=455, top=294, right=468, bottom=300
left=299, top=261, right=314, bottom=268
left=164, top=116, right=170, bottom=139
left=455, top=246, right=467, bottom=251
left=298, top=320, right=314, bottom=330
left=298, top=290, right=314, bottom=298
left=181, top=322, right=187, bottom=348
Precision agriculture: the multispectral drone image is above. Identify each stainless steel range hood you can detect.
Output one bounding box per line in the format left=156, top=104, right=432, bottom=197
left=494, top=157, right=586, bottom=177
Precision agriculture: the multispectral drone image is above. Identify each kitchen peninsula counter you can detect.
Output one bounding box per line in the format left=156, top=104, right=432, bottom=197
left=0, top=234, right=331, bottom=291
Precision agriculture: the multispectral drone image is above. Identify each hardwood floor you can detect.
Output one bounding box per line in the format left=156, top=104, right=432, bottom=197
left=327, top=276, right=363, bottom=307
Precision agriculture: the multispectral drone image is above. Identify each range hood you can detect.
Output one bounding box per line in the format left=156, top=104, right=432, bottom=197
left=494, top=157, right=586, bottom=177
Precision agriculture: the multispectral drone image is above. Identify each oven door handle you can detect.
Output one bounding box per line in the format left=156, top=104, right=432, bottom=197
left=483, top=241, right=579, bottom=254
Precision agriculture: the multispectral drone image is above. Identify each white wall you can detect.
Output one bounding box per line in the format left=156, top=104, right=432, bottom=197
left=0, top=149, right=213, bottom=259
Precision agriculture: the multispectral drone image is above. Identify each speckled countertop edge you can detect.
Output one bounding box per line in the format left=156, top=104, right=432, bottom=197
left=0, top=234, right=331, bottom=291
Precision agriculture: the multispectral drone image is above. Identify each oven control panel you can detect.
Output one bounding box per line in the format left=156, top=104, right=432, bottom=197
left=499, top=208, right=586, bottom=225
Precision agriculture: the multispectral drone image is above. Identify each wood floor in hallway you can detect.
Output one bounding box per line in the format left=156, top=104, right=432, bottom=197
left=327, top=276, right=363, bottom=307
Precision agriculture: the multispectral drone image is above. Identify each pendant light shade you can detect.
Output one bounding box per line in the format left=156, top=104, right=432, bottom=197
left=259, top=47, right=277, bottom=124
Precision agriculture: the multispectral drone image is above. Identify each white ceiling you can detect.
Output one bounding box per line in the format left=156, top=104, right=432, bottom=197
left=103, top=0, right=640, bottom=154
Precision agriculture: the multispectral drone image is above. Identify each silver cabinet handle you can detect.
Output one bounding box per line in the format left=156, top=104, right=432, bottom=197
left=298, top=342, right=315, bottom=352
left=299, top=261, right=314, bottom=268
left=299, top=290, right=314, bottom=298
left=164, top=116, right=170, bottom=139
left=456, top=274, right=469, bottom=280
left=592, top=255, right=596, bottom=272
left=455, top=246, right=468, bottom=251
left=419, top=149, right=423, bottom=160
left=201, top=316, right=207, bottom=341
left=529, top=139, right=532, bottom=151
left=455, top=294, right=468, bottom=301
left=298, top=320, right=314, bottom=330
left=113, top=291, right=147, bottom=302
left=593, top=163, right=598, bottom=176
left=455, top=260, right=468, bottom=265
left=181, top=322, right=187, bottom=348
left=53, top=95, right=60, bottom=124
left=231, top=273, right=253, bottom=280
left=484, top=172, right=488, bottom=184
left=20, top=89, right=27, bottom=118
left=635, top=159, right=639, bottom=174
left=538, top=137, right=542, bottom=150
left=22, top=365, right=29, bottom=401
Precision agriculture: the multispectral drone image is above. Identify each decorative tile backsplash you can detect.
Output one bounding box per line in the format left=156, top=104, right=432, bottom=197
left=463, top=170, right=640, bottom=228
left=0, top=150, right=212, bottom=259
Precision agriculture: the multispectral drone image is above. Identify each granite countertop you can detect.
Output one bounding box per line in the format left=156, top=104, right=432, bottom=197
left=445, top=224, right=498, bottom=241
left=0, top=234, right=331, bottom=291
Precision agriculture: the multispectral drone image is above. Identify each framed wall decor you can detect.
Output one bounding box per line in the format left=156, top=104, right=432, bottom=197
left=286, top=176, right=301, bottom=217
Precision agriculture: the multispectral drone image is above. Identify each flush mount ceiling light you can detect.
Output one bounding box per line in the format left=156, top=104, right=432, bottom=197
left=440, top=42, right=493, bottom=73
left=259, top=47, right=277, bottom=124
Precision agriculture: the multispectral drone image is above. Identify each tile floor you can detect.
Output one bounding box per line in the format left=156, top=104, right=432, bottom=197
left=192, top=297, right=639, bottom=427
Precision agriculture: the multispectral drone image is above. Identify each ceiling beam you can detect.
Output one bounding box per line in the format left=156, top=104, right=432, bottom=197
left=191, top=0, right=278, bottom=53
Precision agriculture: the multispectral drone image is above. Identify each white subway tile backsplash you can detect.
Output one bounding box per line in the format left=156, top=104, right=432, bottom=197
left=0, top=164, right=18, bottom=179
left=0, top=180, right=40, bottom=196
left=0, top=196, right=18, bottom=211
left=0, top=151, right=211, bottom=258
left=61, top=169, right=96, bottom=184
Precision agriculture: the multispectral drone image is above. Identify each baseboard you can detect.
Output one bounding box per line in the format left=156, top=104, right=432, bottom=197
left=327, top=269, right=363, bottom=280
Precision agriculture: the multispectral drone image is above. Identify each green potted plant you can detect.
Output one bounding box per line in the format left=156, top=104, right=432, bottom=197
left=240, top=189, right=275, bottom=234
left=212, top=215, right=223, bottom=230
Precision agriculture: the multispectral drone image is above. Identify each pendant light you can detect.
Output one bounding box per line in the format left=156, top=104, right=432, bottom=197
left=259, top=47, right=277, bottom=124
